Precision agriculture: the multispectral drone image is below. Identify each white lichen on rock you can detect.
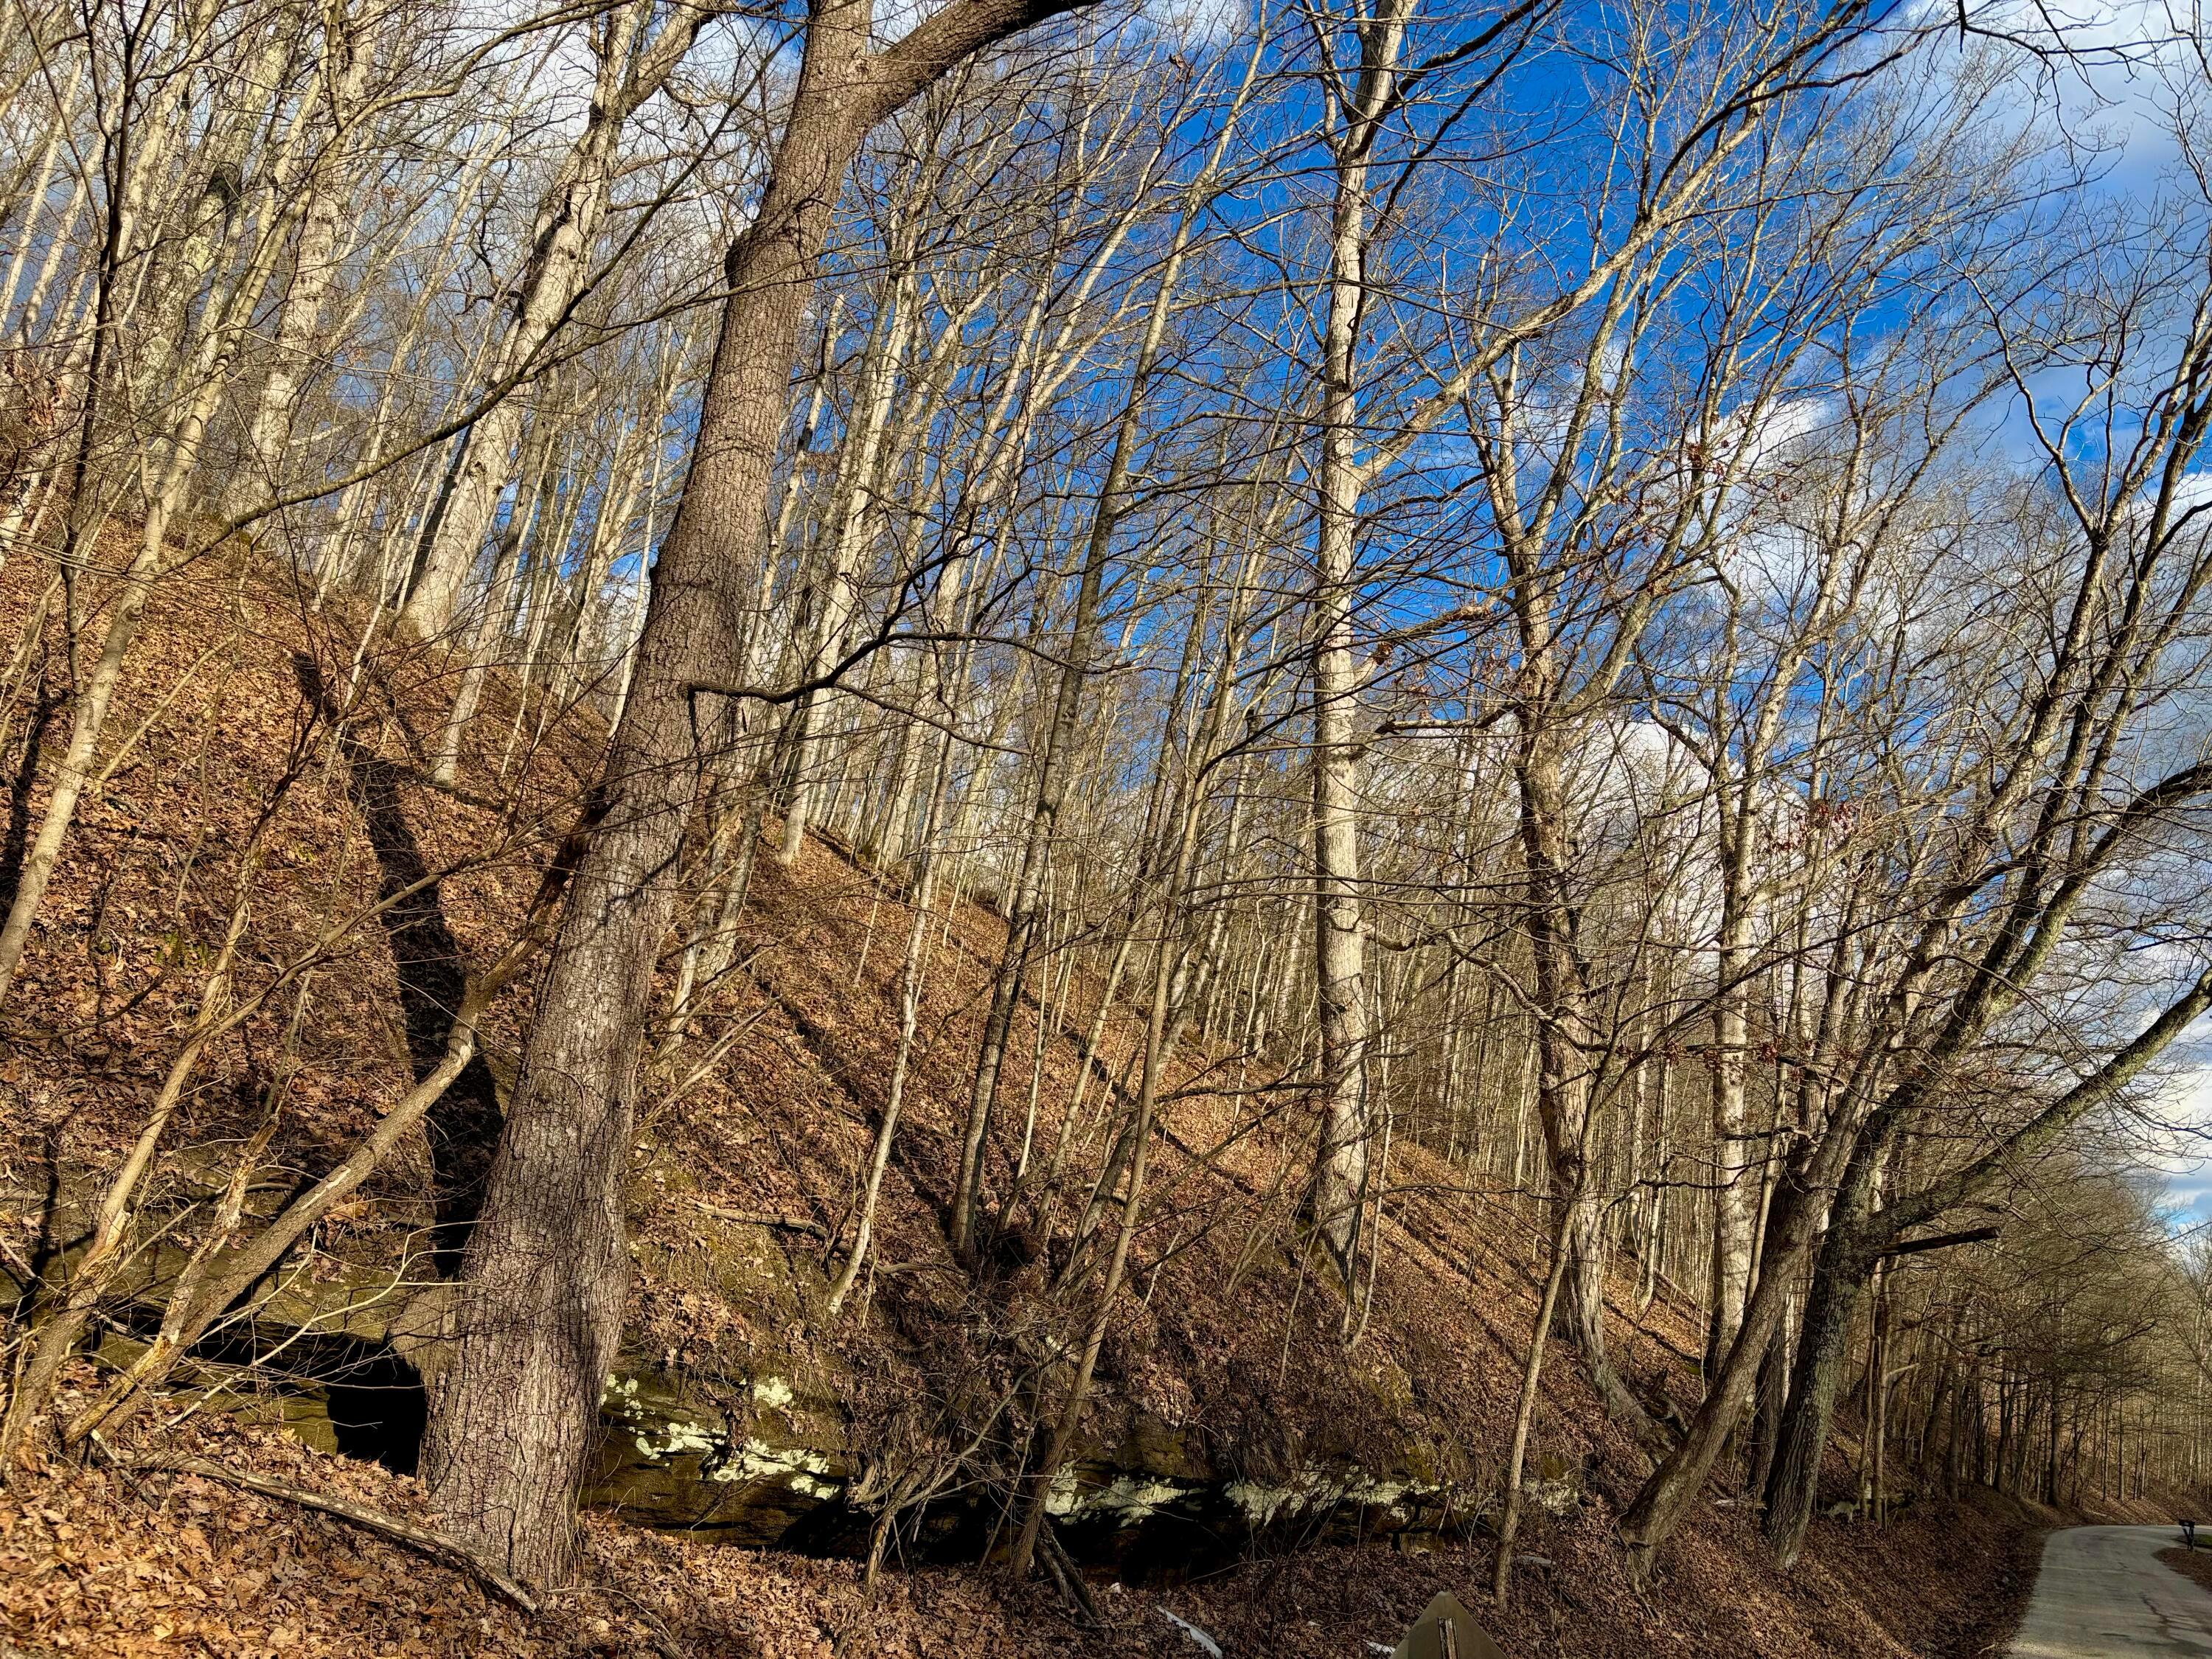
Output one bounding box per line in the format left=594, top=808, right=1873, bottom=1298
left=633, top=1419, right=720, bottom=1460
left=1046, top=1473, right=1193, bottom=1520
left=706, top=1438, right=841, bottom=1496
left=1224, top=1465, right=1439, bottom=1526
left=599, top=1366, right=1453, bottom=1540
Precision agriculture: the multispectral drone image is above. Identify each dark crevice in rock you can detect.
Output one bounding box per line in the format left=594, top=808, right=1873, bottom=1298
left=100, top=1293, right=432, bottom=1477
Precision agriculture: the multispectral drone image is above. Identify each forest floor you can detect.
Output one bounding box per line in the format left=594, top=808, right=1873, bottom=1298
left=2159, top=1543, right=2212, bottom=1596
left=0, top=549, right=2145, bottom=1656
left=0, top=1406, right=2053, bottom=1659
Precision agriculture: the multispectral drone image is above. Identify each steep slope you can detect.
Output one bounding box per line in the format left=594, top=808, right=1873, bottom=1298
left=0, top=549, right=2047, bottom=1656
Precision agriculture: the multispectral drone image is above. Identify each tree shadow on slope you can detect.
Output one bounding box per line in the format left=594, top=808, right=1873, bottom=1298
left=293, top=651, right=502, bottom=1276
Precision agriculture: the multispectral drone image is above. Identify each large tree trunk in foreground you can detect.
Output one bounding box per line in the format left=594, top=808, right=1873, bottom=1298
left=1744, top=1293, right=1792, bottom=1500
left=418, top=58, right=866, bottom=1593
left=1616, top=1152, right=1833, bottom=1573
left=417, top=0, right=1093, bottom=1585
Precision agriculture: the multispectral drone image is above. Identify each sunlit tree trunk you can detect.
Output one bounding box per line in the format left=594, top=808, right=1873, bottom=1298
left=417, top=0, right=1099, bottom=1582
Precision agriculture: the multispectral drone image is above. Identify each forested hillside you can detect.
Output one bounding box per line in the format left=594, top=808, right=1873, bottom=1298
left=4, top=0, right=2212, bottom=1653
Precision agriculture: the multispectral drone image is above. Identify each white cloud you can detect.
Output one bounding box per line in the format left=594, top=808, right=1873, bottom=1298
left=2148, top=1026, right=2212, bottom=1228
left=1928, top=0, right=2204, bottom=181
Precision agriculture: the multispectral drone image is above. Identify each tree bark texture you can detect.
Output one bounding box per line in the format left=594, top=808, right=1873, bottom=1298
left=418, top=42, right=872, bottom=1584
left=417, top=0, right=1096, bottom=1583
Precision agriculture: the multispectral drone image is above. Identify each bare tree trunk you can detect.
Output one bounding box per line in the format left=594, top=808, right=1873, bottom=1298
left=1707, top=879, right=1756, bottom=1382
left=828, top=734, right=951, bottom=1313
left=223, top=0, right=380, bottom=514
left=1304, top=0, right=1415, bottom=1276
left=416, top=0, right=1097, bottom=1584
left=947, top=162, right=1213, bottom=1253
left=429, top=418, right=560, bottom=784
left=1761, top=1222, right=1873, bottom=1567
left=0, top=82, right=135, bottom=1003
left=0, top=58, right=85, bottom=338
left=776, top=222, right=921, bottom=863
left=397, top=0, right=701, bottom=639
left=1492, top=1194, right=1574, bottom=1607
left=1512, top=705, right=1638, bottom=1421
left=1009, top=759, right=1201, bottom=1579
left=1744, top=1290, right=1793, bottom=1498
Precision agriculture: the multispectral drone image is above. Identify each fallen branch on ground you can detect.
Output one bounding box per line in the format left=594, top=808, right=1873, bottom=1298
left=688, top=1200, right=827, bottom=1235
left=121, top=1453, right=539, bottom=1614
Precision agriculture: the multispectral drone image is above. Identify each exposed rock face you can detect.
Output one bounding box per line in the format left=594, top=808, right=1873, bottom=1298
left=6, top=1172, right=1481, bottom=1572
left=63, top=1331, right=1471, bottom=1568
left=591, top=1368, right=852, bottom=1546
left=589, top=1363, right=1471, bottom=1571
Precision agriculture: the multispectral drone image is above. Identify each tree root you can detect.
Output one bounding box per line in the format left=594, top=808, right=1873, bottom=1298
left=1034, top=1518, right=1098, bottom=1623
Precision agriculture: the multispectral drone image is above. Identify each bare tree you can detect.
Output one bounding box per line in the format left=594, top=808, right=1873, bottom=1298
left=416, top=0, right=1114, bottom=1584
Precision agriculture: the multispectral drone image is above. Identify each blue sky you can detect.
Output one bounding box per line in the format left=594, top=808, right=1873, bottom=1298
left=1963, top=1, right=2212, bottom=1226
